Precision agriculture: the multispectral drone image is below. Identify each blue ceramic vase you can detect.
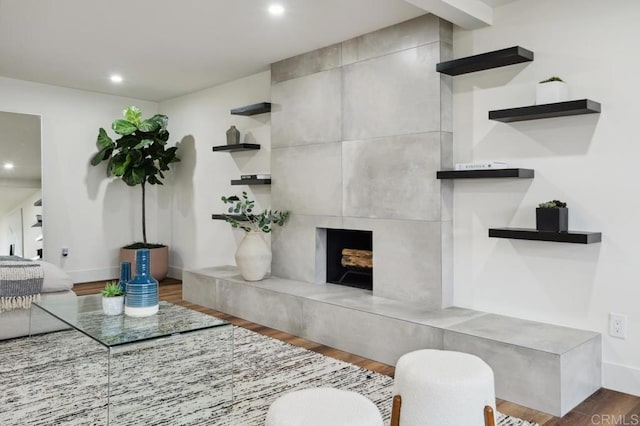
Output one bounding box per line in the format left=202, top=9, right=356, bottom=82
left=118, top=261, right=131, bottom=294
left=124, top=249, right=159, bottom=317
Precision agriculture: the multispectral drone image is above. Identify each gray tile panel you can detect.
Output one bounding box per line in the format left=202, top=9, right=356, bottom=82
left=271, top=143, right=343, bottom=216
left=271, top=44, right=342, bottom=84
left=342, top=43, right=441, bottom=141
left=341, top=14, right=442, bottom=65
left=271, top=69, right=342, bottom=147
left=342, top=132, right=444, bottom=221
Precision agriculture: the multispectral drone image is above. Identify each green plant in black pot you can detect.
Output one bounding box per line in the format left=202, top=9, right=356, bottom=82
left=91, top=106, right=180, bottom=280
left=536, top=200, right=568, bottom=232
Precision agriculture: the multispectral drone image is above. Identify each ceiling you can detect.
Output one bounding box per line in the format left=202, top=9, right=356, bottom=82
left=0, top=0, right=515, bottom=103
left=0, top=0, right=425, bottom=102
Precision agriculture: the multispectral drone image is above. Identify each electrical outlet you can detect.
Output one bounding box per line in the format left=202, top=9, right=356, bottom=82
left=609, top=313, right=627, bottom=339
left=61, top=248, right=69, bottom=257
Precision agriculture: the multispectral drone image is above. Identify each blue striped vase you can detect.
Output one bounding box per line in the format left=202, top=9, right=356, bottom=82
left=124, top=249, right=159, bottom=317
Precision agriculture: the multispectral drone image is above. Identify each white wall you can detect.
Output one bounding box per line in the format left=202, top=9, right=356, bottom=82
left=0, top=77, right=158, bottom=282
left=158, top=71, right=271, bottom=277
left=452, top=0, right=640, bottom=395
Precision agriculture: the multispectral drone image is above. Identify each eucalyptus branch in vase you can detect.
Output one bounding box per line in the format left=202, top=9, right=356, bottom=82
left=221, top=191, right=289, bottom=233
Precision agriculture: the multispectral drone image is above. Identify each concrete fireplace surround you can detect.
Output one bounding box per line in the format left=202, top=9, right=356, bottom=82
left=184, top=14, right=602, bottom=418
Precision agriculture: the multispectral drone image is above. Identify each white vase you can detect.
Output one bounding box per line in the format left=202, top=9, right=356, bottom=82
left=536, top=81, right=569, bottom=105
left=235, top=231, right=271, bottom=281
left=102, top=295, right=124, bottom=316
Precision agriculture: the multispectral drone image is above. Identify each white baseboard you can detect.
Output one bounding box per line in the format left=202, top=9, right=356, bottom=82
left=603, top=362, right=640, bottom=396
left=167, top=266, right=183, bottom=280
left=68, top=267, right=119, bottom=284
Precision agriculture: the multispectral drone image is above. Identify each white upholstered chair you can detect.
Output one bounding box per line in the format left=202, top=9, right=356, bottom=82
left=390, top=349, right=496, bottom=426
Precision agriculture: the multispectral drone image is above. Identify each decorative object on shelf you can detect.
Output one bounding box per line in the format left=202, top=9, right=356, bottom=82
left=455, top=161, right=508, bottom=171
left=226, top=125, right=240, bottom=145
left=536, top=200, right=568, bottom=232
left=221, top=191, right=289, bottom=281
left=536, top=76, right=569, bottom=105
left=489, top=99, right=601, bottom=122
left=119, top=261, right=131, bottom=294
left=436, top=46, right=533, bottom=76
left=91, top=106, right=181, bottom=281
left=125, top=248, right=159, bottom=317
left=101, top=281, right=124, bottom=316
left=212, top=143, right=261, bottom=152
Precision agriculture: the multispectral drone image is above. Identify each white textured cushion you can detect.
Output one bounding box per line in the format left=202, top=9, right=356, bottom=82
left=36, top=261, right=74, bottom=292
left=393, top=349, right=495, bottom=426
left=266, top=387, right=383, bottom=426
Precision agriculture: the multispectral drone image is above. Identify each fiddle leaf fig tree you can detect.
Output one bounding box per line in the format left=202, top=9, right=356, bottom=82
left=91, top=106, right=180, bottom=245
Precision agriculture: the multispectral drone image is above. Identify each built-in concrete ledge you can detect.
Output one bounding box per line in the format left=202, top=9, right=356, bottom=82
left=183, top=266, right=601, bottom=417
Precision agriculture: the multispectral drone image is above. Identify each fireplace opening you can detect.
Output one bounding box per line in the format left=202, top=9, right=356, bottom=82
left=326, top=229, right=372, bottom=290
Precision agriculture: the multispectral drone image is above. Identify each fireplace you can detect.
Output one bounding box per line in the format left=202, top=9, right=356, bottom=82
left=326, top=229, right=373, bottom=290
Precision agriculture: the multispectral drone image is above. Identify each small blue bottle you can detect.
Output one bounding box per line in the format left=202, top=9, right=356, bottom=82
left=124, top=249, right=159, bottom=317
left=118, top=261, right=131, bottom=294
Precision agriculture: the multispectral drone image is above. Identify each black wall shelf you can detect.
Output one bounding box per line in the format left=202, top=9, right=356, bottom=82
left=489, top=99, right=601, bottom=122
left=212, top=143, right=261, bottom=152
left=436, top=46, right=534, bottom=76
left=489, top=228, right=601, bottom=244
left=212, top=214, right=252, bottom=221
left=34, top=199, right=42, bottom=206
left=230, top=102, right=271, bottom=116
left=231, top=179, right=271, bottom=186
left=31, top=222, right=42, bottom=228
left=437, top=168, right=534, bottom=179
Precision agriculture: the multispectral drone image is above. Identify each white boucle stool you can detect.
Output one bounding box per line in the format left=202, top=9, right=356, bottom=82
left=391, top=349, right=496, bottom=426
left=265, top=387, right=384, bottom=426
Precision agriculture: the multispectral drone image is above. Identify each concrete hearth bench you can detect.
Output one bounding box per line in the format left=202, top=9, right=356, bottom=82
left=183, top=265, right=601, bottom=417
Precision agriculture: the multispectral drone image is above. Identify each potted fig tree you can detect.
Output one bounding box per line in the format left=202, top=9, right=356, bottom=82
left=91, top=106, right=180, bottom=281
left=221, top=192, right=289, bottom=281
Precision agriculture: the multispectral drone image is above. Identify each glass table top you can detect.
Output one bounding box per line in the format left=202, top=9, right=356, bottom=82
left=33, top=294, right=230, bottom=347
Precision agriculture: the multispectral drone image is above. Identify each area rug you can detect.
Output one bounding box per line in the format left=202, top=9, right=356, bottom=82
left=0, top=326, right=537, bottom=425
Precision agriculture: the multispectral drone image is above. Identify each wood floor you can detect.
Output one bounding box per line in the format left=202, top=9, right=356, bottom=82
left=75, top=279, right=640, bottom=426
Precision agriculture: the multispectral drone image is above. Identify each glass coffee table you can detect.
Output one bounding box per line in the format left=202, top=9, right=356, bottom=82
left=30, top=294, right=233, bottom=425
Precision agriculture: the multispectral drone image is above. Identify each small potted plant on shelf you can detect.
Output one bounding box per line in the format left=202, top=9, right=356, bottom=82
left=536, top=76, right=569, bottom=105
left=536, top=200, right=568, bottom=232
left=221, top=191, right=289, bottom=281
left=101, top=281, right=125, bottom=316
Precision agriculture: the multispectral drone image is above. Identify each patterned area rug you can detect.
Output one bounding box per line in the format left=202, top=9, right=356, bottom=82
left=0, top=326, right=537, bottom=425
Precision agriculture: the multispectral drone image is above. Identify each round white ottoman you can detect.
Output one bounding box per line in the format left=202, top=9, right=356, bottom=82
left=265, top=387, right=383, bottom=426
left=393, top=349, right=496, bottom=426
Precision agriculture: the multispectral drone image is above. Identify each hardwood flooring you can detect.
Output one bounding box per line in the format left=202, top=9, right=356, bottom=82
left=75, top=279, right=640, bottom=426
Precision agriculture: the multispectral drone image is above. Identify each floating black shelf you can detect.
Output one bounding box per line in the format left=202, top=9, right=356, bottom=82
left=212, top=143, right=261, bottom=152
left=230, top=102, right=271, bottom=116
left=436, top=46, right=533, bottom=76
left=437, top=168, right=534, bottom=179
left=489, top=228, right=601, bottom=244
left=489, top=99, right=601, bottom=122
left=34, top=199, right=42, bottom=206
left=31, top=222, right=42, bottom=228
left=231, top=179, right=271, bottom=186
left=212, top=214, right=252, bottom=221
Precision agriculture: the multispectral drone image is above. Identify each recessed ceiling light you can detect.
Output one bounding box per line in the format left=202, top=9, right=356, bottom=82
left=268, top=4, right=285, bottom=16
left=3, top=162, right=14, bottom=170
left=110, top=74, right=123, bottom=83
